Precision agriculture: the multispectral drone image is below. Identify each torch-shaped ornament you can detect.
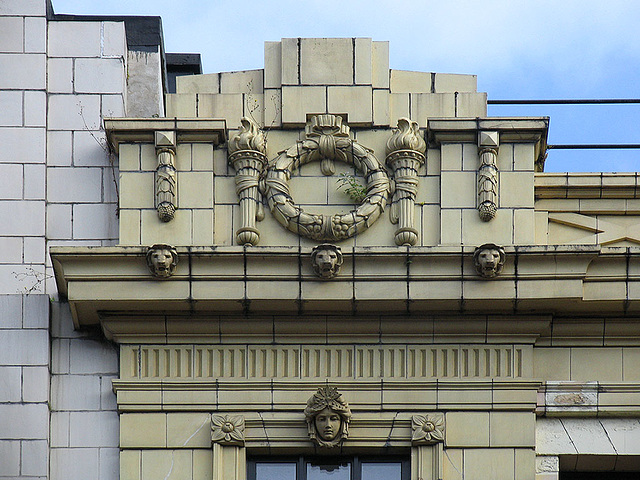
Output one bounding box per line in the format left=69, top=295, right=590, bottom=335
left=228, top=118, right=267, bottom=245
left=385, top=118, right=426, bottom=246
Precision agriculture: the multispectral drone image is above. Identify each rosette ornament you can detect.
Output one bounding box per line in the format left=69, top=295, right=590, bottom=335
left=385, top=118, right=426, bottom=246
left=228, top=118, right=267, bottom=245
left=411, top=414, right=445, bottom=445
left=211, top=414, right=245, bottom=446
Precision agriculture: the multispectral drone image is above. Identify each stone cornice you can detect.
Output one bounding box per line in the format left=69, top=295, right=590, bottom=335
left=427, top=117, right=549, bottom=170
left=104, top=117, right=227, bottom=153
left=51, top=245, right=640, bottom=332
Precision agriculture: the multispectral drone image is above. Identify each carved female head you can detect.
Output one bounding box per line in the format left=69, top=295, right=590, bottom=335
left=146, top=244, right=178, bottom=278
left=311, top=244, right=343, bottom=279
left=304, top=386, right=352, bottom=448
left=473, top=243, right=506, bottom=278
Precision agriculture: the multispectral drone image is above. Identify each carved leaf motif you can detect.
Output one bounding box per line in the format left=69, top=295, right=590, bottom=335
left=411, top=414, right=445, bottom=445
left=211, top=414, right=245, bottom=446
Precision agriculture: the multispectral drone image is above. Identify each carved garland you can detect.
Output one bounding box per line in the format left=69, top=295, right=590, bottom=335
left=154, top=131, right=177, bottom=222
left=262, top=115, right=392, bottom=242
left=477, top=131, right=500, bottom=222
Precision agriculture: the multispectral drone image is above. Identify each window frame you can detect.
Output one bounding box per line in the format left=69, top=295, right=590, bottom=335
left=248, top=455, right=410, bottom=480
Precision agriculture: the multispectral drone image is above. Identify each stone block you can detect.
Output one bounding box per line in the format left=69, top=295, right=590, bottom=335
left=441, top=172, right=476, bottom=208
left=515, top=449, right=535, bottom=480
left=21, top=439, right=48, bottom=476
left=119, top=209, right=141, bottom=245
left=500, top=172, right=534, bottom=208
left=48, top=94, right=101, bottom=130
left=166, top=413, right=211, bottom=447
left=179, top=172, right=214, bottom=208
left=0, top=366, right=21, bottom=401
left=440, top=208, right=461, bottom=245
left=264, top=41, right=282, bottom=89
left=47, top=57, right=73, bottom=93
left=192, top=143, right=214, bottom=171
left=300, top=38, right=353, bottom=85
left=50, top=447, right=99, bottom=480
left=0, top=163, right=23, bottom=198
left=0, top=16, right=24, bottom=52
left=24, top=163, right=45, bottom=199
left=73, top=130, right=109, bottom=166
left=562, top=418, right=616, bottom=454
left=390, top=70, right=432, bottom=93
left=571, top=348, right=622, bottom=381
left=51, top=374, right=101, bottom=410
left=50, top=412, right=69, bottom=447
left=434, top=73, right=477, bottom=93
left=48, top=21, right=101, bottom=57
left=220, top=69, right=263, bottom=94
left=0, top=440, right=20, bottom=476
left=103, top=21, right=127, bottom=57
left=354, top=38, right=372, bottom=85
left=118, top=144, right=140, bottom=172
left=0, top=53, right=45, bottom=89
left=263, top=88, right=282, bottom=128
left=72, top=203, right=118, bottom=239
left=196, top=93, right=241, bottom=122
left=47, top=130, right=72, bottom=166
left=193, top=209, right=214, bottom=246
left=281, top=86, right=326, bottom=125
left=121, top=413, right=167, bottom=448
left=0, top=329, right=48, bottom=365
left=120, top=172, right=154, bottom=209
left=166, top=93, right=197, bottom=117
left=445, top=411, right=489, bottom=447
left=373, top=89, right=390, bottom=126
left=52, top=338, right=70, bottom=374
left=102, top=93, right=125, bottom=117
left=0, top=127, right=45, bottom=163
left=140, top=208, right=193, bottom=245
left=24, top=16, right=45, bottom=52
left=177, top=73, right=219, bottom=94
left=0, top=0, right=46, bottom=15
left=23, top=294, right=48, bottom=329
left=533, top=348, right=570, bottom=381
left=0, top=238, right=23, bottom=264
left=0, top=91, right=23, bottom=126
left=372, top=41, right=389, bottom=88
left=100, top=447, right=120, bottom=479
left=120, top=450, right=142, bottom=480
left=142, top=449, right=192, bottom=480
left=456, top=92, right=487, bottom=117
left=462, top=208, right=513, bottom=246
left=47, top=203, right=72, bottom=239
left=514, top=143, right=535, bottom=171
left=47, top=167, right=102, bottom=202
left=23, top=90, right=45, bottom=126
left=490, top=412, right=535, bottom=447
left=281, top=38, right=298, bottom=85
left=464, top=448, right=514, bottom=480
left=411, top=93, right=456, bottom=126
left=0, top=403, right=48, bottom=439
left=389, top=93, right=409, bottom=122
left=442, top=448, right=463, bottom=480
left=69, top=411, right=119, bottom=447
left=327, top=85, right=373, bottom=125
left=69, top=338, right=118, bottom=374
left=514, top=208, right=535, bottom=244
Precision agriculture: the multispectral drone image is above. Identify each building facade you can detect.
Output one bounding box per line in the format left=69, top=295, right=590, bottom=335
left=2, top=1, right=640, bottom=479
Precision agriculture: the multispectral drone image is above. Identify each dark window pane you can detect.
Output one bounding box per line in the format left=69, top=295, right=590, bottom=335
left=307, top=461, right=351, bottom=480
left=255, top=462, right=297, bottom=480
left=361, top=462, right=402, bottom=480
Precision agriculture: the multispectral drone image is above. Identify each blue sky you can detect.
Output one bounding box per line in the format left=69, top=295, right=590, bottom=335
left=52, top=0, right=640, bottom=172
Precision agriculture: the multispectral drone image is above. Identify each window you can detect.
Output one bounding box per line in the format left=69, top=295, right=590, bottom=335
left=249, top=456, right=410, bottom=480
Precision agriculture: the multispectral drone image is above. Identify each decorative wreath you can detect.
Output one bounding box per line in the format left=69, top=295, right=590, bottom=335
left=261, top=115, right=392, bottom=241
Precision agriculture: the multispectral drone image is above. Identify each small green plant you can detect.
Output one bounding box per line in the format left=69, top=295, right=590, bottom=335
left=336, top=173, right=367, bottom=203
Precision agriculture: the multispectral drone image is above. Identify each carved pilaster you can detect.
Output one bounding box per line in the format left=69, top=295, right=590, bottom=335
left=154, top=131, right=177, bottom=222
left=386, top=118, right=426, bottom=246
left=411, top=414, right=444, bottom=480
left=477, top=131, right=500, bottom=222
left=211, top=414, right=246, bottom=480
left=228, top=118, right=267, bottom=246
